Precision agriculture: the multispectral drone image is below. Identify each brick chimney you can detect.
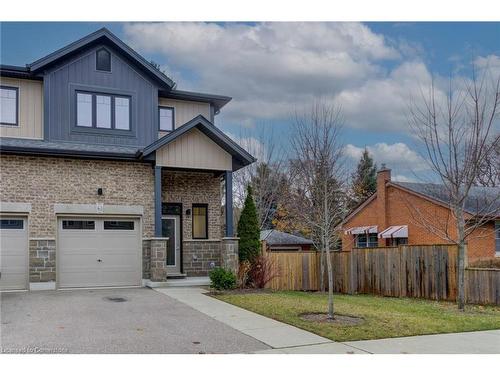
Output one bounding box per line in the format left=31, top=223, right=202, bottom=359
left=376, top=164, right=391, bottom=245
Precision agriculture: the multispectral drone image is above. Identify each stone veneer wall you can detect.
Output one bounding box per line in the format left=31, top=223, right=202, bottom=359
left=162, top=171, right=222, bottom=240
left=183, top=240, right=221, bottom=276
left=29, top=239, right=56, bottom=282
left=0, top=155, right=155, bottom=238
left=142, top=240, right=151, bottom=279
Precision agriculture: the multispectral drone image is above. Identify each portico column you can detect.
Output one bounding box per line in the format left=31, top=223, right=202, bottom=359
left=225, top=170, right=234, bottom=237
left=154, top=165, right=162, bottom=237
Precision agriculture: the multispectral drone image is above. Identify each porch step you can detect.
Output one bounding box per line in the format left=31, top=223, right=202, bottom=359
left=165, top=277, right=210, bottom=287
left=167, top=273, right=188, bottom=279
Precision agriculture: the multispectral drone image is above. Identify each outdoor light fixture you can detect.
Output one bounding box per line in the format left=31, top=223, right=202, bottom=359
left=97, top=188, right=103, bottom=196
left=185, top=208, right=191, bottom=216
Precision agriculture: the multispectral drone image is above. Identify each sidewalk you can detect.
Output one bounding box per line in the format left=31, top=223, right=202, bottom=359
left=155, top=287, right=500, bottom=354
left=155, top=287, right=365, bottom=353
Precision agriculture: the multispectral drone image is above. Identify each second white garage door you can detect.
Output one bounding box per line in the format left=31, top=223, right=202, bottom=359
left=58, top=217, right=141, bottom=288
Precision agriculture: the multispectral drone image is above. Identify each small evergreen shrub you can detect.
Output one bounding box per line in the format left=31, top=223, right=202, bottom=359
left=209, top=267, right=237, bottom=290
left=237, top=185, right=261, bottom=262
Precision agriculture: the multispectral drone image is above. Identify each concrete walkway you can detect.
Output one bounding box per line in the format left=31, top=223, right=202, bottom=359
left=346, top=330, right=500, bottom=354
left=155, top=287, right=365, bottom=353
left=155, top=287, right=500, bottom=354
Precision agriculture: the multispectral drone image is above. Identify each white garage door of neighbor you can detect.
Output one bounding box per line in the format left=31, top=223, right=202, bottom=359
left=0, top=217, right=28, bottom=291
left=58, top=217, right=141, bottom=288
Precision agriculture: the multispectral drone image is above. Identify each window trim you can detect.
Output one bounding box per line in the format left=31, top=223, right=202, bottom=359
left=61, top=220, right=96, bottom=230
left=158, top=106, right=175, bottom=132
left=0, top=219, right=24, bottom=230
left=0, top=85, right=19, bottom=126
left=192, top=203, right=209, bottom=240
left=74, top=90, right=132, bottom=133
left=95, top=47, right=112, bottom=72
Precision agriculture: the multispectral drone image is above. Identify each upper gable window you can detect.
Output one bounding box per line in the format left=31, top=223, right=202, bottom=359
left=76, top=91, right=131, bottom=131
left=0, top=86, right=18, bottom=126
left=96, top=48, right=111, bottom=72
left=159, top=106, right=174, bottom=131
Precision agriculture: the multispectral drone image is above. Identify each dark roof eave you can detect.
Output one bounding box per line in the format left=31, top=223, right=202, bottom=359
left=159, top=89, right=232, bottom=112
left=26, top=28, right=175, bottom=90
left=0, top=145, right=140, bottom=161
left=0, top=65, right=42, bottom=80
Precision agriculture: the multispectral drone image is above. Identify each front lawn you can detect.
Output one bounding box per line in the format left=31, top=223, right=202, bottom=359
left=214, top=291, right=500, bottom=341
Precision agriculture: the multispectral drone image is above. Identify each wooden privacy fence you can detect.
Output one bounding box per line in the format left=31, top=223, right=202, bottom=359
left=264, top=244, right=499, bottom=305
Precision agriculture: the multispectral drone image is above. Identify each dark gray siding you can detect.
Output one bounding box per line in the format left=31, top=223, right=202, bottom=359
left=44, top=44, right=158, bottom=147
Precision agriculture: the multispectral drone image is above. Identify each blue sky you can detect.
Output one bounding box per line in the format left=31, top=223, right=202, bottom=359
left=1, top=22, right=499, bottom=181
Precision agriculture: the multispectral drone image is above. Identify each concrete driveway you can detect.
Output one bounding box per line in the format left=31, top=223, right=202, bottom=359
left=0, top=288, right=269, bottom=354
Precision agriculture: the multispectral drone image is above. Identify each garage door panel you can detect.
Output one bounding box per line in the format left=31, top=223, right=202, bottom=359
left=0, top=218, right=28, bottom=291
left=58, top=217, right=141, bottom=288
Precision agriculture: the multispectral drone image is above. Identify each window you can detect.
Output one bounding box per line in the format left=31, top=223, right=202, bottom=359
left=96, top=48, right=111, bottom=72
left=192, top=204, right=208, bottom=239
left=159, top=107, right=174, bottom=131
left=76, top=91, right=131, bottom=131
left=0, top=219, right=23, bottom=229
left=96, top=95, right=111, bottom=128
left=1, top=86, right=18, bottom=125
left=496, top=221, right=500, bottom=257
left=76, top=93, right=93, bottom=127
left=62, top=220, right=95, bottom=230
left=355, top=233, right=378, bottom=248
left=389, top=237, right=408, bottom=246
left=104, top=221, right=135, bottom=230
left=114, top=97, right=130, bottom=130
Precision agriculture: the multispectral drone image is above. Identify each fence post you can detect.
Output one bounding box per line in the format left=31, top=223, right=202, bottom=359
left=349, top=249, right=356, bottom=295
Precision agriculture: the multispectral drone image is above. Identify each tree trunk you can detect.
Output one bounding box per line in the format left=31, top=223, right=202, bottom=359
left=320, top=249, right=325, bottom=292
left=325, top=237, right=334, bottom=320
left=455, top=207, right=467, bottom=311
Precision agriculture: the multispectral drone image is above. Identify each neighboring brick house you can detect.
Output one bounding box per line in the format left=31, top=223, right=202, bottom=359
left=0, top=28, right=255, bottom=291
left=340, top=166, right=500, bottom=260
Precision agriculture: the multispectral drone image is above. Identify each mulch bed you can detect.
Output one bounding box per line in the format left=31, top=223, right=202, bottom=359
left=300, top=312, right=364, bottom=326
left=207, top=288, right=273, bottom=296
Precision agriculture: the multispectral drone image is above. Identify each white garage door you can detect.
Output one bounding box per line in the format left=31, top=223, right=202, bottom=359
left=0, top=217, right=28, bottom=291
left=58, top=217, right=141, bottom=288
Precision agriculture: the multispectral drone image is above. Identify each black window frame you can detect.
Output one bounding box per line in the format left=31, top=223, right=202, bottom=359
left=158, top=106, right=175, bottom=132
left=192, top=203, right=208, bottom=239
left=0, top=219, right=24, bottom=229
left=75, top=90, right=132, bottom=132
left=62, top=220, right=96, bottom=230
left=103, top=220, right=135, bottom=230
left=0, top=85, right=19, bottom=126
left=95, top=48, right=111, bottom=72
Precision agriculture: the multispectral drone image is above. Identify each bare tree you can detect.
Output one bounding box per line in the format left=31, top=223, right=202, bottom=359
left=476, top=139, right=500, bottom=187
left=233, top=129, right=289, bottom=230
left=408, top=68, right=500, bottom=310
left=289, top=101, right=347, bottom=319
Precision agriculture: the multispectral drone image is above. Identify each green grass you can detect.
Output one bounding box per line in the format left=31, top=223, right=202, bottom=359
left=214, top=291, right=500, bottom=341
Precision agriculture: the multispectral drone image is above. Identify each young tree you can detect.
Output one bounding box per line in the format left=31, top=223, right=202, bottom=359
left=237, top=185, right=261, bottom=262
left=409, top=68, right=500, bottom=310
left=289, top=102, right=348, bottom=319
left=349, top=148, right=377, bottom=208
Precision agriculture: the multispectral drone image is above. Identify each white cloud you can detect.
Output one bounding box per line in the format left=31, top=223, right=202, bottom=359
left=345, top=142, right=428, bottom=181
left=124, top=22, right=404, bottom=127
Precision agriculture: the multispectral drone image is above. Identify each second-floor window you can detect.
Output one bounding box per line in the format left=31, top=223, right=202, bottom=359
left=76, top=91, right=130, bottom=131
left=0, top=86, right=18, bottom=126
left=159, top=106, right=174, bottom=131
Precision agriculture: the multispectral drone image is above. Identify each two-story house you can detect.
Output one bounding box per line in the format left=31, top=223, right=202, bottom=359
left=0, top=28, right=255, bottom=291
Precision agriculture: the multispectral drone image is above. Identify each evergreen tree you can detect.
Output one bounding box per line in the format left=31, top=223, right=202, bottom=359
left=349, top=148, right=377, bottom=208
left=237, top=185, right=261, bottom=262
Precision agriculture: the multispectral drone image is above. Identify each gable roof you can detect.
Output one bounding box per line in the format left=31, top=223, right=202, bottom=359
left=392, top=182, right=500, bottom=217
left=260, top=230, right=314, bottom=246
left=27, top=28, right=175, bottom=90
left=141, top=115, right=256, bottom=170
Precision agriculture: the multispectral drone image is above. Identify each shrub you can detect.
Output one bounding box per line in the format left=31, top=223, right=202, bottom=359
left=209, top=267, right=237, bottom=290
left=237, top=185, right=261, bottom=262
left=248, top=254, right=279, bottom=289
left=237, top=260, right=252, bottom=288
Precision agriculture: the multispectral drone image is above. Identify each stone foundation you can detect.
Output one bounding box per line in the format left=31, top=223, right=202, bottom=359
left=29, top=239, right=56, bottom=282
left=221, top=237, right=239, bottom=275
left=150, top=238, right=168, bottom=281
left=183, top=240, right=221, bottom=276
left=142, top=239, right=151, bottom=279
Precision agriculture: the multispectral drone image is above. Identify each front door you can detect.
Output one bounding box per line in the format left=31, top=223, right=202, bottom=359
left=162, top=215, right=181, bottom=274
